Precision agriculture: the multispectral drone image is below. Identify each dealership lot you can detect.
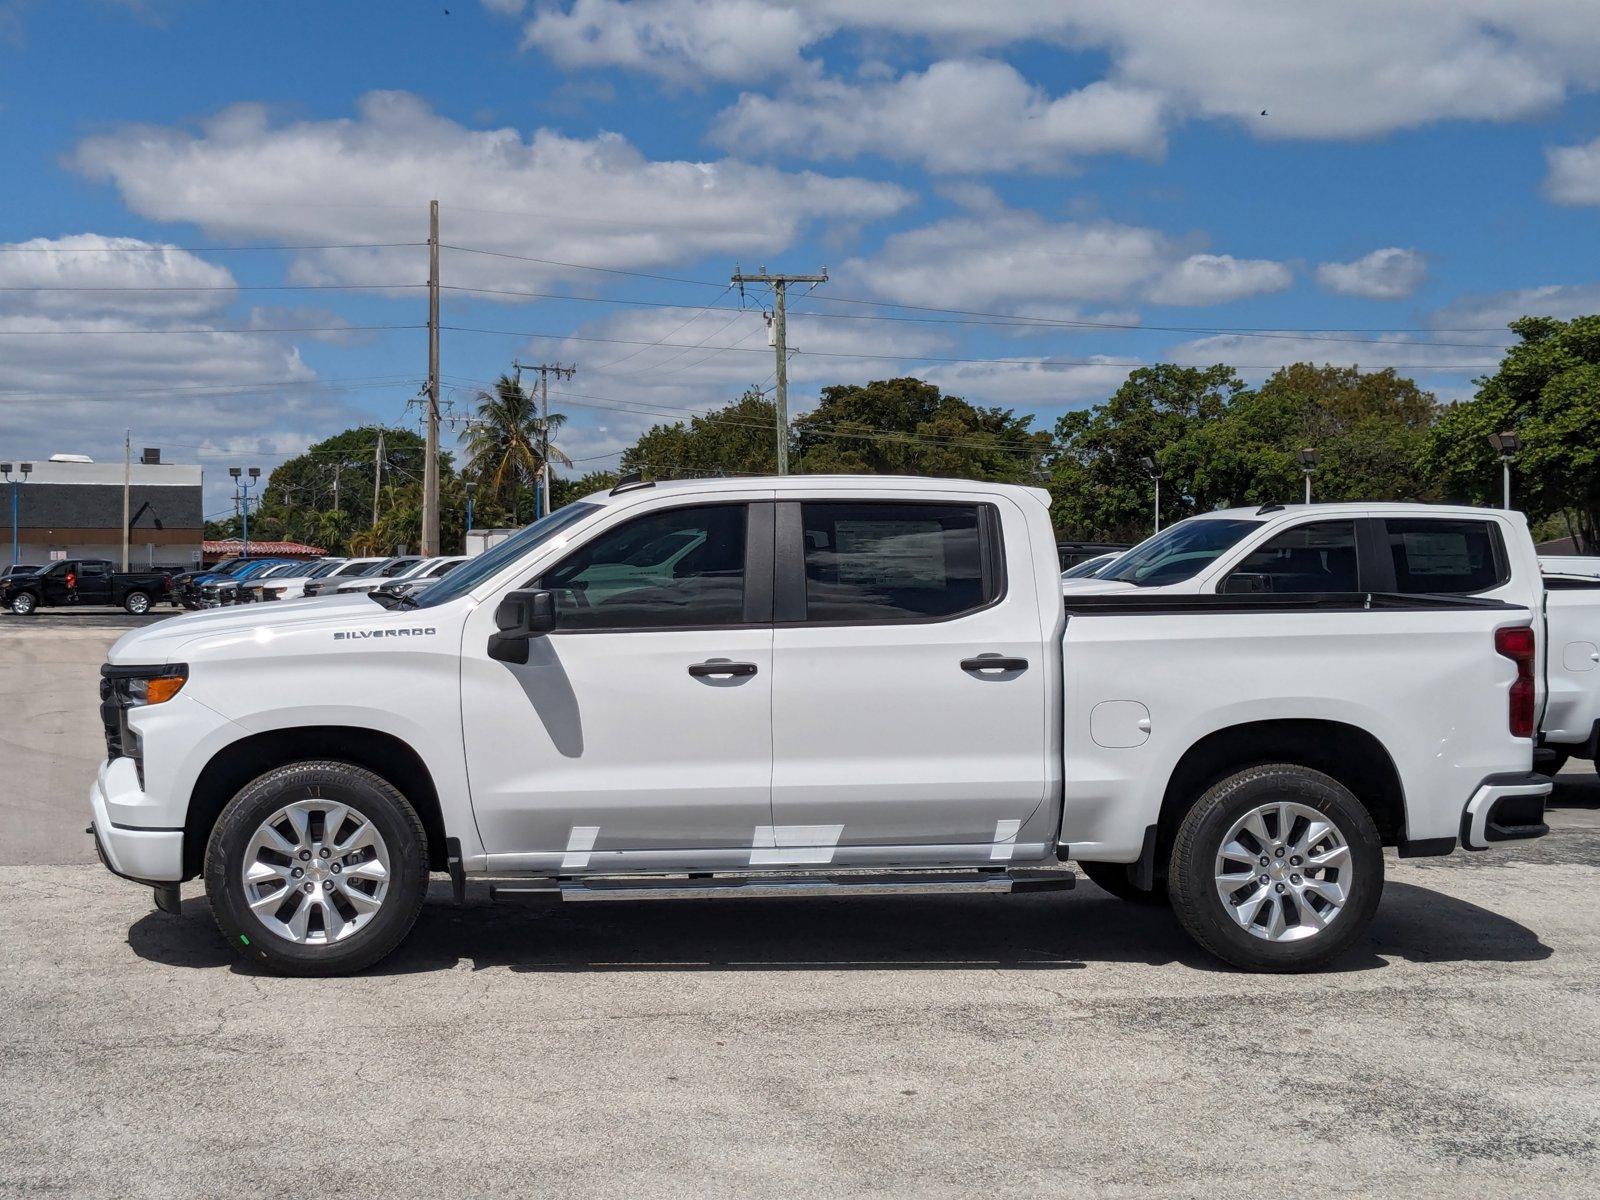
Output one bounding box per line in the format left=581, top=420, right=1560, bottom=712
left=2, top=619, right=1598, bottom=1197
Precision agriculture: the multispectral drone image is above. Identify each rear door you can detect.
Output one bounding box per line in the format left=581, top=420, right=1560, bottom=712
left=767, top=493, right=1048, bottom=853
left=77, top=561, right=114, bottom=602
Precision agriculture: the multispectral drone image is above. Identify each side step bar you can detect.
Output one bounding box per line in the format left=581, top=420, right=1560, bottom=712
left=490, top=868, right=1074, bottom=904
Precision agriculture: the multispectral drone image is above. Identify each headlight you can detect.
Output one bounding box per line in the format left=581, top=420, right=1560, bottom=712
left=99, top=664, right=189, bottom=773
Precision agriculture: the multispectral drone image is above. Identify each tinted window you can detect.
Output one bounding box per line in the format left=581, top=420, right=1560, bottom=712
left=799, top=502, right=991, bottom=622
left=413, top=502, right=600, bottom=609
left=1222, top=521, right=1358, bottom=593
left=1385, top=519, right=1505, bottom=594
left=1097, top=518, right=1262, bottom=587
left=538, top=504, right=746, bottom=630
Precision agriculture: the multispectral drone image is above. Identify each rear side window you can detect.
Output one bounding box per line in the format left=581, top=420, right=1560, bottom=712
left=1384, top=519, right=1507, bottom=594
left=798, top=502, right=996, bottom=622
left=1221, top=521, right=1358, bottom=593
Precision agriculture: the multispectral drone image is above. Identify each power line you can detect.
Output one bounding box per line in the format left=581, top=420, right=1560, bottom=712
left=439, top=243, right=726, bottom=289
left=0, top=323, right=423, bottom=336
left=0, top=241, right=425, bottom=253
left=440, top=324, right=1503, bottom=370
left=0, top=282, right=424, bottom=293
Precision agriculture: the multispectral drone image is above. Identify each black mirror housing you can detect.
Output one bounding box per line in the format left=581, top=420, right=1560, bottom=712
left=489, top=589, right=558, bottom=663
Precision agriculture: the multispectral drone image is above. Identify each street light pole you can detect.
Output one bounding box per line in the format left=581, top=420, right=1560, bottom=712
left=1139, top=457, right=1160, bottom=533
left=230, top=466, right=261, bottom=556
left=2, top=461, right=32, bottom=565
left=1297, top=447, right=1320, bottom=504
left=1488, top=431, right=1520, bottom=510
left=465, top=481, right=476, bottom=546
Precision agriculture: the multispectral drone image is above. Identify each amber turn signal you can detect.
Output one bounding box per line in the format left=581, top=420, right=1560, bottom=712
left=143, top=675, right=187, bottom=705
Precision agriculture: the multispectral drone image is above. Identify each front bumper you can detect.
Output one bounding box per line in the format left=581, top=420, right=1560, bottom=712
left=1461, top=772, right=1551, bottom=851
left=88, top=756, right=183, bottom=883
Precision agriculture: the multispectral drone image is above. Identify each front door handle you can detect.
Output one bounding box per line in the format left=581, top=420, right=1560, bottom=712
left=961, top=655, right=1029, bottom=674
left=688, top=660, right=758, bottom=678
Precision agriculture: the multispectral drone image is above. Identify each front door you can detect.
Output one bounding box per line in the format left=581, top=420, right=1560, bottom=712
left=461, top=498, right=775, bottom=871
left=768, top=495, right=1049, bottom=856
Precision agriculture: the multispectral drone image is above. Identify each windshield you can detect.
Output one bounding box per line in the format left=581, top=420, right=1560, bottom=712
left=1095, top=518, right=1262, bottom=587
left=1062, top=553, right=1115, bottom=580
left=410, top=502, right=601, bottom=609
left=307, top=559, right=346, bottom=579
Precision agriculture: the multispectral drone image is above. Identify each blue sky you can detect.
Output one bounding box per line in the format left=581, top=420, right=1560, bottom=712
left=3, top=1, right=1600, bottom=515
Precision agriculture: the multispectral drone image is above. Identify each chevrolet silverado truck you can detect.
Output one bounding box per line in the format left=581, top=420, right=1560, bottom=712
left=1063, top=503, right=1600, bottom=781
left=89, top=475, right=1549, bottom=976
left=3, top=558, right=176, bottom=615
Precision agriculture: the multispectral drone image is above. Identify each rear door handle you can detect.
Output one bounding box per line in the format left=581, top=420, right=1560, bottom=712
left=961, top=655, right=1029, bottom=673
left=688, top=660, right=758, bottom=678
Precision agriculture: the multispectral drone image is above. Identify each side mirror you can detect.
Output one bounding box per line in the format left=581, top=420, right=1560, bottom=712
left=1221, top=573, right=1270, bottom=595
left=488, top=589, right=558, bottom=664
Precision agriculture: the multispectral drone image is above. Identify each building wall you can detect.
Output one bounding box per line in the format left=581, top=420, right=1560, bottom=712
left=2, top=462, right=203, bottom=567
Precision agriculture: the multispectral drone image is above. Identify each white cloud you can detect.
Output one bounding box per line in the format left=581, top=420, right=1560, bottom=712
left=1147, top=254, right=1294, bottom=306
left=479, top=0, right=525, bottom=15
left=838, top=208, right=1290, bottom=311
left=521, top=0, right=820, bottom=86
left=69, top=91, right=911, bottom=292
left=1315, top=248, right=1429, bottom=300
left=1427, top=282, right=1600, bottom=334
left=0, top=234, right=236, bottom=317
left=712, top=60, right=1164, bottom=173
left=1544, top=133, right=1600, bottom=205
left=517, top=1, right=1600, bottom=139
left=919, top=357, right=1136, bottom=409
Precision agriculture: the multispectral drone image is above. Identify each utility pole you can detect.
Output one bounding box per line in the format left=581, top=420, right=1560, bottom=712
left=121, top=430, right=131, bottom=571
left=513, top=360, right=575, bottom=517
left=372, top=429, right=385, bottom=528
left=731, top=266, right=827, bottom=474
left=421, top=199, right=441, bottom=555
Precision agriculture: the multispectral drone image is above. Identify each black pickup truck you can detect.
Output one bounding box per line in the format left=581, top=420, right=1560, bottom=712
left=1, top=559, right=176, bottom=615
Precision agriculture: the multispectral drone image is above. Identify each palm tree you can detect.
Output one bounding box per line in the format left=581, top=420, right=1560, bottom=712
left=465, top=374, right=572, bottom=520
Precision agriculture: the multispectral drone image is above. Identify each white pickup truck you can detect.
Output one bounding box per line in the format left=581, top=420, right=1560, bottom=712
left=90, top=475, right=1549, bottom=976
left=1063, top=502, right=1600, bottom=779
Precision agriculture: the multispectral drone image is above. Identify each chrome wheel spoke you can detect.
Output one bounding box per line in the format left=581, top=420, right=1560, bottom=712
left=1215, top=799, right=1352, bottom=943
left=241, top=798, right=391, bottom=947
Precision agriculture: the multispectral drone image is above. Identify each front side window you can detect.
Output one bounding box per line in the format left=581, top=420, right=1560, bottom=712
left=798, top=502, right=993, bottom=622
left=1221, top=521, right=1358, bottom=593
left=1385, top=519, right=1506, bottom=594
left=1096, top=518, right=1262, bottom=587
left=537, top=504, right=747, bottom=630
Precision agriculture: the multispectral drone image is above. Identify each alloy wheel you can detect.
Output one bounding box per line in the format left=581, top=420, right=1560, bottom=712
left=240, top=799, right=391, bottom=945
left=1214, top=801, right=1350, bottom=942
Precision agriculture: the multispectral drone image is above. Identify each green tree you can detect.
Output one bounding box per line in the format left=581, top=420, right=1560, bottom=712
left=1049, top=364, right=1244, bottom=540
left=793, top=377, right=1048, bottom=479
left=621, top=389, right=781, bottom=478
left=1421, top=315, right=1600, bottom=546
left=250, top=426, right=446, bottom=555
left=550, top=470, right=622, bottom=509
left=466, top=374, right=572, bottom=522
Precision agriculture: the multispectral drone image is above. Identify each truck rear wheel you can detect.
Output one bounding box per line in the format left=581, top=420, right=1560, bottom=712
left=204, top=760, right=429, bottom=977
left=123, top=590, right=151, bottom=615
left=1078, top=859, right=1168, bottom=905
left=1168, top=764, right=1382, bottom=972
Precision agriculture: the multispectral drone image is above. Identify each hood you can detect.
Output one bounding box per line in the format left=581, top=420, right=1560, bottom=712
left=108, top=593, right=381, bottom=665
left=1059, top=578, right=1138, bottom=594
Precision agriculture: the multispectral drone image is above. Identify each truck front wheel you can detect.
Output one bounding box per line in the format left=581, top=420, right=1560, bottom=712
left=204, top=761, right=430, bottom=977
left=10, top=591, right=36, bottom=615
left=1169, top=764, right=1382, bottom=972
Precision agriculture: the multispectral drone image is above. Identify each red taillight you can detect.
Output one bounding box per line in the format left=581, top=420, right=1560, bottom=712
left=1495, top=625, right=1536, bottom=738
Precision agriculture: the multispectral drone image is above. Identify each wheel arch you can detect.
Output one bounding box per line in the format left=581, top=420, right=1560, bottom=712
left=184, top=726, right=448, bottom=878
left=1155, top=719, right=1406, bottom=868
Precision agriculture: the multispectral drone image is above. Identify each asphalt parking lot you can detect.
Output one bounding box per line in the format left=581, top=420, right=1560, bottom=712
left=2, top=618, right=1598, bottom=1197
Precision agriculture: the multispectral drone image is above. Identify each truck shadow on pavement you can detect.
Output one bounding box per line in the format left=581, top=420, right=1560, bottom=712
left=126, top=878, right=1550, bottom=977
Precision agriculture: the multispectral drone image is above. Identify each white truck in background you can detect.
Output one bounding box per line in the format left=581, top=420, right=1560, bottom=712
left=89, top=476, right=1548, bottom=977
left=1065, top=502, right=1600, bottom=781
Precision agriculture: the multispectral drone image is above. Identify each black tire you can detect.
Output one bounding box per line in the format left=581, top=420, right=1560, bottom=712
left=1168, top=763, right=1382, bottom=972
left=11, top=591, right=36, bottom=615
left=1078, top=859, right=1169, bottom=905
left=204, top=760, right=429, bottom=976
left=123, top=590, right=151, bottom=615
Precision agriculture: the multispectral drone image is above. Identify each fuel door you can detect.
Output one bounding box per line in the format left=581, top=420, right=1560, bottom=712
left=1091, top=700, right=1152, bottom=749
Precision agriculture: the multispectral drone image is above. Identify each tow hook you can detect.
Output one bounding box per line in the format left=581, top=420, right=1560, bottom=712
left=152, top=883, right=182, bottom=915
